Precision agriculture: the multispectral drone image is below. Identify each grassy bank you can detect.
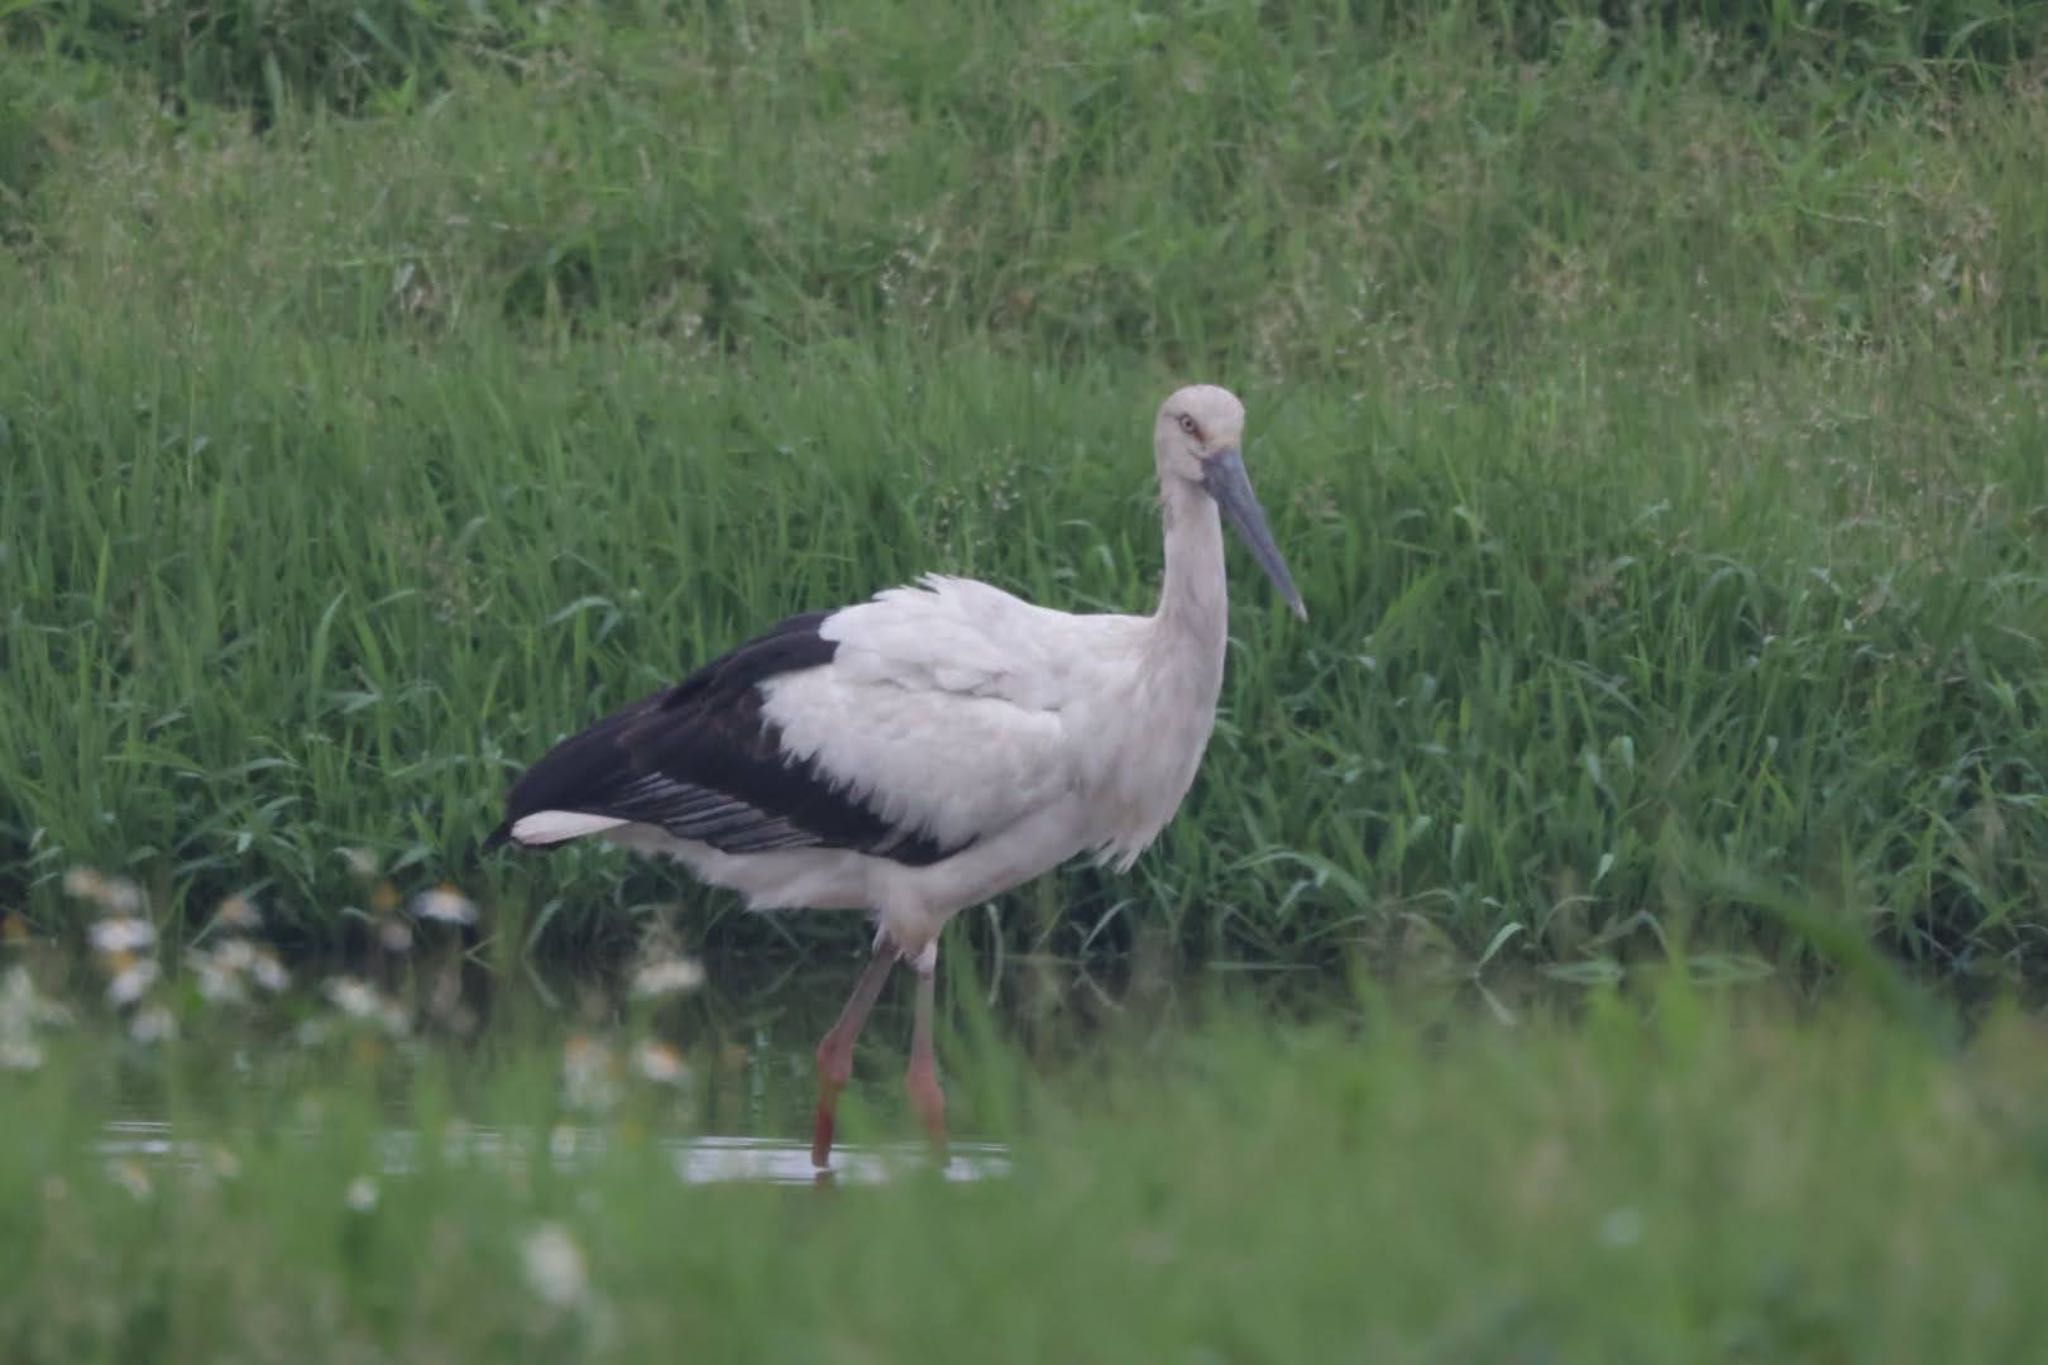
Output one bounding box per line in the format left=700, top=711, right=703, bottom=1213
left=3, top=972, right=2047, bottom=1361
left=2, top=2, right=2046, bottom=977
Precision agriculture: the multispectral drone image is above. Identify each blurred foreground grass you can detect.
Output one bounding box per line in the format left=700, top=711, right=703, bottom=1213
left=3, top=958, right=2047, bottom=1361
left=1, top=2, right=2045, bottom=979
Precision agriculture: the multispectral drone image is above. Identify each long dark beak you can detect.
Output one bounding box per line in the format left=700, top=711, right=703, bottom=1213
left=1201, top=448, right=1307, bottom=621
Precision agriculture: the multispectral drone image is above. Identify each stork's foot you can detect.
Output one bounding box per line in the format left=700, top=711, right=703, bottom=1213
left=811, top=1085, right=843, bottom=1172
left=906, top=953, right=948, bottom=1161
left=812, top=1031, right=858, bottom=1168
left=905, top=1053, right=948, bottom=1156
left=810, top=942, right=897, bottom=1170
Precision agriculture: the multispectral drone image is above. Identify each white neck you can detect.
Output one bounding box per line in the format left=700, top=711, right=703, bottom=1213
left=1149, top=471, right=1229, bottom=671
left=1078, top=448, right=1233, bottom=871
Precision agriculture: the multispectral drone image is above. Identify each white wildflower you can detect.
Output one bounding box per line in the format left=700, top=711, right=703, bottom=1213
left=324, top=977, right=381, bottom=1019
left=522, top=1223, right=589, bottom=1309
left=632, top=1039, right=688, bottom=1085
left=0, top=966, right=67, bottom=1069
left=128, top=1004, right=176, bottom=1044
left=249, top=949, right=290, bottom=993
left=89, top=917, right=157, bottom=955
left=65, top=867, right=143, bottom=913
left=106, top=958, right=159, bottom=1007
left=2, top=965, right=69, bottom=1028
left=213, top=895, right=261, bottom=930
left=345, top=1176, right=379, bottom=1212
left=322, top=978, right=408, bottom=1035
left=629, top=957, right=705, bottom=1000
left=109, top=1159, right=153, bottom=1201
left=1599, top=1207, right=1645, bottom=1248
left=561, top=1035, right=620, bottom=1113
left=410, top=886, right=477, bottom=925
left=191, top=939, right=253, bottom=1003
left=193, top=958, right=245, bottom=1004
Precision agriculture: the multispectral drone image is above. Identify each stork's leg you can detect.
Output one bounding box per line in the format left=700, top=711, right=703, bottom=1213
left=904, top=942, right=948, bottom=1158
left=812, top=941, right=897, bottom=1169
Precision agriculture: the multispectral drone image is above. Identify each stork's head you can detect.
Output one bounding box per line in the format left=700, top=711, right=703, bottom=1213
left=1156, top=384, right=1307, bottom=621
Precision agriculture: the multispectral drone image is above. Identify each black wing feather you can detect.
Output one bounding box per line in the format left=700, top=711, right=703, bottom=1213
left=490, top=611, right=962, bottom=867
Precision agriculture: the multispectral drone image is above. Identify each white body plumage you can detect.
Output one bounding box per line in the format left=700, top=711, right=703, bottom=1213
left=569, top=565, right=1224, bottom=957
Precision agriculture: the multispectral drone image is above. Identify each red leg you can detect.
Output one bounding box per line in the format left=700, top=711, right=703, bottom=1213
left=904, top=948, right=947, bottom=1159
left=812, top=942, right=896, bottom=1169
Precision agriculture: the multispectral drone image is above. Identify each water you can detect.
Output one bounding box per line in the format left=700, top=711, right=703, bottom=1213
left=93, top=1118, right=1012, bottom=1186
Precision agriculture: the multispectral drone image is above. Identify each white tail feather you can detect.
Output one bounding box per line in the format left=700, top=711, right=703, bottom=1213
left=510, top=811, right=629, bottom=845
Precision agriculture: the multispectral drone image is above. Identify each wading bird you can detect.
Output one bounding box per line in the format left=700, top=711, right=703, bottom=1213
left=488, top=385, right=1304, bottom=1167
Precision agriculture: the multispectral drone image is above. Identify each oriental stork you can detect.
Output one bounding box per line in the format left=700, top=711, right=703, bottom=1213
left=488, top=384, right=1304, bottom=1168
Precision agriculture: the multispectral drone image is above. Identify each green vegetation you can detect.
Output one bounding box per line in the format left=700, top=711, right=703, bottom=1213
left=2, top=1, right=2045, bottom=983
left=5, top=970, right=2048, bottom=1362
left=7, top=10, right=2044, bottom=1354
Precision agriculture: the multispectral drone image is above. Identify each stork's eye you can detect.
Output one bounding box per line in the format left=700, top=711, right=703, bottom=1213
left=1176, top=414, right=1200, bottom=439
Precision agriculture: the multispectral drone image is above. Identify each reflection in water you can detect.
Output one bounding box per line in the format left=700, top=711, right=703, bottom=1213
left=94, top=1118, right=1011, bottom=1187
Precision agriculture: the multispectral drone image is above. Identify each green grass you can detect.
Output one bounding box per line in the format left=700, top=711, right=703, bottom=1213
left=2, top=1, right=2046, bottom=981
left=5, top=970, right=2048, bottom=1362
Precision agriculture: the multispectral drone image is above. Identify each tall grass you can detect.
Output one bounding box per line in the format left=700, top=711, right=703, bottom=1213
left=5, top=977, right=2048, bottom=1362
left=2, top=2, right=2045, bottom=977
